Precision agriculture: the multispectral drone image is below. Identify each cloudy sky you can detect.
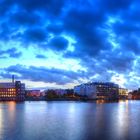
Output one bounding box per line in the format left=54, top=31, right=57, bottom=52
left=0, top=0, right=140, bottom=90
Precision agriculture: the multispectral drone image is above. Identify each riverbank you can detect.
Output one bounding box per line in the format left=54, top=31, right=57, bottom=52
left=25, top=97, right=123, bottom=102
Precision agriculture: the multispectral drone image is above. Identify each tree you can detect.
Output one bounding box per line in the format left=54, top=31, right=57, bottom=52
left=45, top=90, right=59, bottom=99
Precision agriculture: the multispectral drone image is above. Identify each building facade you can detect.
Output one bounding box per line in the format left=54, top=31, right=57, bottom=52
left=0, top=81, right=25, bottom=101
left=128, top=89, right=140, bottom=100
left=118, top=88, right=128, bottom=99
left=74, top=83, right=96, bottom=99
left=26, top=90, right=44, bottom=97
left=74, top=82, right=119, bottom=99
left=95, top=82, right=119, bottom=99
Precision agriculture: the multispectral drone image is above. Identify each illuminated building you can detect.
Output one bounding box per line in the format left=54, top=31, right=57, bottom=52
left=74, top=82, right=119, bottom=99
left=118, top=88, right=128, bottom=99
left=0, top=76, right=25, bottom=101
left=95, top=82, right=119, bottom=99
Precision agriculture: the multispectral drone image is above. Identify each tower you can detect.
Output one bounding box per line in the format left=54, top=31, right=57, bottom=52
left=12, top=75, right=15, bottom=84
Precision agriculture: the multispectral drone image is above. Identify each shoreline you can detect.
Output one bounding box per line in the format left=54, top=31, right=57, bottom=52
left=0, top=98, right=139, bottom=102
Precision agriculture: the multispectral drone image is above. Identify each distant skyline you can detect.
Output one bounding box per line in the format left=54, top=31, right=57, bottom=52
left=0, top=0, right=140, bottom=90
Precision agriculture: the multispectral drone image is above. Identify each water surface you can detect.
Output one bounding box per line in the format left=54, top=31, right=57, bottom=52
left=0, top=100, right=140, bottom=140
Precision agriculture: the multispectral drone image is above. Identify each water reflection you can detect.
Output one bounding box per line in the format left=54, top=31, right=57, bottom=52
left=8, top=102, right=16, bottom=121
left=0, top=101, right=139, bottom=140
left=0, top=108, right=3, bottom=139
left=111, top=100, right=129, bottom=140
left=96, top=99, right=106, bottom=104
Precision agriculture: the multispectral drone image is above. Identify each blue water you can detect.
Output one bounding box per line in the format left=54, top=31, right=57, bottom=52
left=0, top=101, right=140, bottom=140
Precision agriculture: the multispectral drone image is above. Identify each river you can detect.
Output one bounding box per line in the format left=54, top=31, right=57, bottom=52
left=0, top=100, right=139, bottom=140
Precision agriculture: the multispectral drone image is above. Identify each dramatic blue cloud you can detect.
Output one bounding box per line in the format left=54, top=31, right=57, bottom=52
left=0, top=64, right=86, bottom=85
left=0, top=0, right=140, bottom=89
left=36, top=54, right=47, bottom=59
left=48, top=36, right=69, bottom=51
left=0, top=48, right=22, bottom=58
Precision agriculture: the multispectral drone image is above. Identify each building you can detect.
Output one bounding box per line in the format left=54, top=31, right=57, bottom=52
left=74, top=82, right=119, bottom=99
left=15, top=81, right=25, bottom=101
left=0, top=76, right=25, bottom=101
left=95, top=82, right=119, bottom=99
left=128, top=89, right=140, bottom=100
left=26, top=90, right=42, bottom=97
left=118, top=88, right=128, bottom=99
left=74, top=83, right=96, bottom=99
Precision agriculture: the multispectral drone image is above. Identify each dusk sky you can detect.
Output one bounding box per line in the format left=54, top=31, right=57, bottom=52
left=0, top=0, right=140, bottom=90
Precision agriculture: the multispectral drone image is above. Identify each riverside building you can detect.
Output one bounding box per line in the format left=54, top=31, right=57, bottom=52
left=74, top=82, right=119, bottom=100
left=0, top=76, right=25, bottom=101
left=118, top=88, right=128, bottom=99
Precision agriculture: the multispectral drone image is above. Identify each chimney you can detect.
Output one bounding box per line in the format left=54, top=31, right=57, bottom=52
left=12, top=75, right=15, bottom=84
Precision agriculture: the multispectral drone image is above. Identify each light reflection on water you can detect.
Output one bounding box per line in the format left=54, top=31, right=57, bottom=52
left=0, top=101, right=139, bottom=140
left=0, top=108, right=3, bottom=139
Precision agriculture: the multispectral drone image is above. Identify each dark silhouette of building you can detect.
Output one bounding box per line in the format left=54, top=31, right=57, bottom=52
left=128, top=89, right=140, bottom=100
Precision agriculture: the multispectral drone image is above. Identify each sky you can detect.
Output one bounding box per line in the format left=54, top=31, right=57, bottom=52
left=0, top=0, right=140, bottom=90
